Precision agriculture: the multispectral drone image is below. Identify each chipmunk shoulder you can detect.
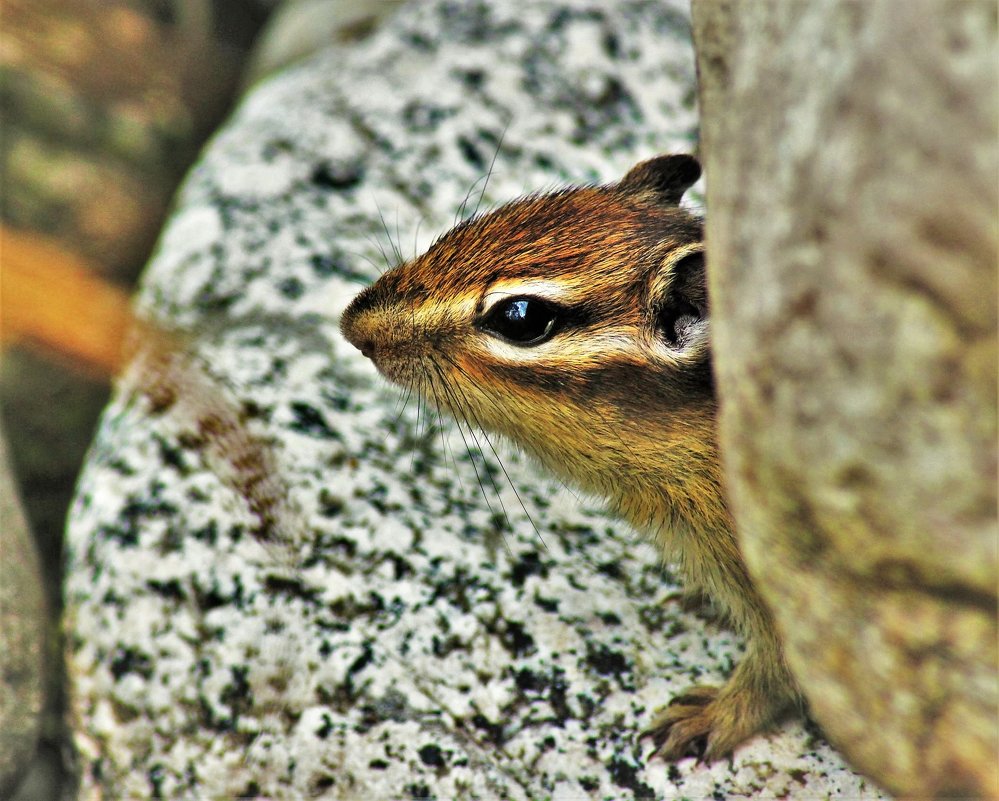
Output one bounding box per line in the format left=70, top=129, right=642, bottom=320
left=341, top=154, right=800, bottom=760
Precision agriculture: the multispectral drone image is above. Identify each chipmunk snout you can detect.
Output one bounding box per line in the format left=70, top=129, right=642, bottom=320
left=340, top=297, right=414, bottom=383
left=340, top=298, right=378, bottom=359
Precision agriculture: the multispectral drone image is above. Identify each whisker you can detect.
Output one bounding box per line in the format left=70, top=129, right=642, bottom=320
left=394, top=207, right=405, bottom=265
left=435, top=351, right=544, bottom=549
left=472, top=119, right=510, bottom=220
left=456, top=173, right=488, bottom=226
left=342, top=245, right=386, bottom=278
left=363, top=221, right=394, bottom=275
left=425, top=367, right=464, bottom=495
left=373, top=198, right=404, bottom=268
left=412, top=217, right=424, bottom=261
left=428, top=360, right=512, bottom=554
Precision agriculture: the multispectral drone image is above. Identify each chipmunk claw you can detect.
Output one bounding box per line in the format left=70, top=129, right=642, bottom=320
left=641, top=672, right=796, bottom=764
left=640, top=685, right=733, bottom=762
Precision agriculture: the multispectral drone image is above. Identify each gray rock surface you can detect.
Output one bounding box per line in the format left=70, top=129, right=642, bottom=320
left=692, top=0, right=998, bottom=797
left=65, top=1, right=887, bottom=797
left=0, top=420, right=47, bottom=796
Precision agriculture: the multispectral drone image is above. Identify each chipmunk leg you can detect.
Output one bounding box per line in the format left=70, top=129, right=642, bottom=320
left=642, top=624, right=799, bottom=761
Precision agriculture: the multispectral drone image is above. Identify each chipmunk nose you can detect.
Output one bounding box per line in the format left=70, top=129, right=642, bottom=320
left=340, top=294, right=375, bottom=357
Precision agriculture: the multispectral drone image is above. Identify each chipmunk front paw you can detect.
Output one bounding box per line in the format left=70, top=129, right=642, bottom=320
left=640, top=685, right=719, bottom=761
left=641, top=677, right=790, bottom=762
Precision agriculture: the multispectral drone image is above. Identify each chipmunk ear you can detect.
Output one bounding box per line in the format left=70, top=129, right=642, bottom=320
left=618, top=154, right=701, bottom=205
left=649, top=249, right=709, bottom=353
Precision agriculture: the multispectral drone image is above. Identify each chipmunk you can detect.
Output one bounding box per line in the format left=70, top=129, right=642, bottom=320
left=340, top=154, right=801, bottom=761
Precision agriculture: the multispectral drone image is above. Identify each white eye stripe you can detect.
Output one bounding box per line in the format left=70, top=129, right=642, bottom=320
left=479, top=327, right=638, bottom=363
left=482, top=279, right=575, bottom=312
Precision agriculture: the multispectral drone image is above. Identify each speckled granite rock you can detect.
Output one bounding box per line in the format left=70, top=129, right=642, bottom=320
left=64, top=1, right=889, bottom=798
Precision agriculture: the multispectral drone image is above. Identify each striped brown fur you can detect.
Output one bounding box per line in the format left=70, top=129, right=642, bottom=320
left=341, top=154, right=800, bottom=761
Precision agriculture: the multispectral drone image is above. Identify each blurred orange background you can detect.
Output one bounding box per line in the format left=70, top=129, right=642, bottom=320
left=0, top=2, right=271, bottom=797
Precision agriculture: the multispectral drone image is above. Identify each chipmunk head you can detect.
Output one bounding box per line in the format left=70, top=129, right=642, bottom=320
left=341, top=154, right=720, bottom=528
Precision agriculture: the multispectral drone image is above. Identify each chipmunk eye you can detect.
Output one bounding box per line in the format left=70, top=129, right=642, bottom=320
left=480, top=296, right=559, bottom=345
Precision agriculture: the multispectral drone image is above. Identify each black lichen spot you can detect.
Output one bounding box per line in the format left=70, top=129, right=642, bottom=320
left=456, top=68, right=485, bottom=89
left=309, top=533, right=356, bottom=564
left=311, top=160, right=363, bottom=191
left=597, top=611, right=622, bottom=626
left=329, top=591, right=385, bottom=622
left=148, top=763, right=165, bottom=799
left=318, top=489, right=345, bottom=517
left=418, top=743, right=445, bottom=768
left=403, top=101, right=452, bottom=131
left=607, top=756, right=656, bottom=800
left=310, top=251, right=371, bottom=285
left=547, top=5, right=602, bottom=32
left=288, top=401, right=336, bottom=438
left=637, top=603, right=668, bottom=633
left=429, top=567, right=491, bottom=613
left=534, top=152, right=556, bottom=172
left=432, top=634, right=463, bottom=659
left=321, top=386, right=351, bottom=412
left=576, top=692, right=597, bottom=720
left=579, top=776, right=599, bottom=792
left=345, top=641, right=375, bottom=697
left=104, top=456, right=136, bottom=476
left=264, top=574, right=320, bottom=602
left=110, top=647, right=154, bottom=681
left=514, top=667, right=545, bottom=693
left=549, top=668, right=571, bottom=724
left=586, top=643, right=629, bottom=677
left=191, top=521, right=218, bottom=547
left=510, top=551, right=547, bottom=587
left=597, top=560, right=623, bottom=580
left=240, top=399, right=267, bottom=421
left=101, top=588, right=126, bottom=607
left=369, top=759, right=389, bottom=770
left=310, top=253, right=339, bottom=277
left=193, top=577, right=237, bottom=612
left=154, top=434, right=188, bottom=473
left=220, top=666, right=253, bottom=722
left=388, top=554, right=413, bottom=580
left=456, top=135, right=486, bottom=171
left=534, top=594, right=559, bottom=613
left=146, top=578, right=186, bottom=602
left=158, top=524, right=185, bottom=554
left=407, top=783, right=434, bottom=800
left=789, top=768, right=808, bottom=786
left=277, top=276, right=304, bottom=300
left=310, top=774, right=335, bottom=793
left=315, top=712, right=334, bottom=739
left=594, top=76, right=630, bottom=111
left=603, top=29, right=621, bottom=58
left=101, top=496, right=179, bottom=548
left=194, top=289, right=238, bottom=314
left=470, top=713, right=505, bottom=746
left=499, top=620, right=535, bottom=657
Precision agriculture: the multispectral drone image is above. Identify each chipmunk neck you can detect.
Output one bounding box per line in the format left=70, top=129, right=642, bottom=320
left=502, top=404, right=735, bottom=558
